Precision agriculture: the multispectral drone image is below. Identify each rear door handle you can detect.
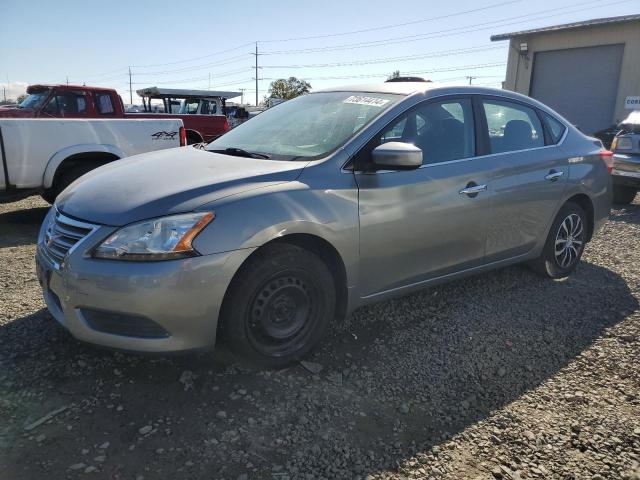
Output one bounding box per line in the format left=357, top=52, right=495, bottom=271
left=544, top=170, right=564, bottom=181
left=459, top=184, right=487, bottom=195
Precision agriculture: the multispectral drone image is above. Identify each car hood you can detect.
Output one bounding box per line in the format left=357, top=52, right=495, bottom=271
left=57, top=146, right=307, bottom=226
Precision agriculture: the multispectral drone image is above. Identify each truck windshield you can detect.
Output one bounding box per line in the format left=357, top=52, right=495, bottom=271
left=206, top=91, right=402, bottom=160
left=19, top=91, right=50, bottom=109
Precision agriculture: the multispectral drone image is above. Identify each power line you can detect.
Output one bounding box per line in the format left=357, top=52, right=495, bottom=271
left=260, top=0, right=522, bottom=42
left=261, top=0, right=631, bottom=55
left=130, top=42, right=255, bottom=68
left=261, top=45, right=506, bottom=69
left=287, top=62, right=507, bottom=81
left=133, top=53, right=249, bottom=75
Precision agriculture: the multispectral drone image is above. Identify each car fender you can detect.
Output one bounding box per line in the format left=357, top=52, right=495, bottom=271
left=192, top=178, right=360, bottom=288
left=43, top=143, right=124, bottom=188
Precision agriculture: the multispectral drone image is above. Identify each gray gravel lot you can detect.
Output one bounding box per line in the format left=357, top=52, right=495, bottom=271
left=1, top=194, right=639, bottom=480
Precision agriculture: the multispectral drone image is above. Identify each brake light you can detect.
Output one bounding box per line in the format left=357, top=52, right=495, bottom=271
left=600, top=150, right=613, bottom=174
left=223, top=117, right=230, bottom=131
left=179, top=126, right=186, bottom=146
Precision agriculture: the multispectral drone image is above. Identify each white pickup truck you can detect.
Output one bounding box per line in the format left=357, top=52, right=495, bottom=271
left=0, top=118, right=185, bottom=203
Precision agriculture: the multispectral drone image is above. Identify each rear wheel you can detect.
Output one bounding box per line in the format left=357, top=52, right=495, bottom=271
left=220, top=244, right=335, bottom=368
left=41, top=163, right=99, bottom=204
left=613, top=185, right=637, bottom=205
left=530, top=201, right=587, bottom=279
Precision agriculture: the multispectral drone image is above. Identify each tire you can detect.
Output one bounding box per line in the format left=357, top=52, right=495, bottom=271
left=613, top=186, right=637, bottom=205
left=529, top=201, right=587, bottom=279
left=220, top=243, right=335, bottom=368
left=41, top=163, right=99, bottom=204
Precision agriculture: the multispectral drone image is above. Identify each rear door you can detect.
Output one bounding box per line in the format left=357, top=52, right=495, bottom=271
left=478, top=97, right=568, bottom=262
left=356, top=97, right=492, bottom=297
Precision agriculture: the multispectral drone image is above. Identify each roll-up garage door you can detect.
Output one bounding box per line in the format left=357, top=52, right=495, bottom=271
left=529, top=44, right=624, bottom=134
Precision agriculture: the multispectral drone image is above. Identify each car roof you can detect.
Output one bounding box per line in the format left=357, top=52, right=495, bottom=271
left=27, top=84, right=116, bottom=93
left=313, top=82, right=561, bottom=117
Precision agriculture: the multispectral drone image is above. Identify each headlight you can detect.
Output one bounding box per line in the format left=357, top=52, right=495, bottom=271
left=93, top=212, right=214, bottom=261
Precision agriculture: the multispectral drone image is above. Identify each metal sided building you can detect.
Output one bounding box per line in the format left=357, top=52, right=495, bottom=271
left=491, top=14, right=640, bottom=135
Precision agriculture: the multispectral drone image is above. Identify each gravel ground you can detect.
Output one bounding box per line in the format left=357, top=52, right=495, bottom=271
left=1, top=194, right=639, bottom=480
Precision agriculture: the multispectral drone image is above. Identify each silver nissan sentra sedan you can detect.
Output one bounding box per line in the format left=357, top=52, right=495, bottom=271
left=36, top=83, right=611, bottom=367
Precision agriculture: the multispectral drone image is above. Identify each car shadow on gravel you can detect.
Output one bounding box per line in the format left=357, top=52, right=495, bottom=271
left=1, top=257, right=637, bottom=479
left=0, top=206, right=48, bottom=248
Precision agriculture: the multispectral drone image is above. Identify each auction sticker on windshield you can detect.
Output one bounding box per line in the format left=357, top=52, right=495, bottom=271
left=343, top=96, right=390, bottom=107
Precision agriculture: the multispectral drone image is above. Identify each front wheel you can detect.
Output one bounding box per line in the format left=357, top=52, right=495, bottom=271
left=529, top=201, right=587, bottom=279
left=219, top=244, right=335, bottom=368
left=41, top=163, right=100, bottom=204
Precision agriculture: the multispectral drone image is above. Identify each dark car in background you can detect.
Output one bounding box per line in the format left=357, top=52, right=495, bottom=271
left=611, top=111, right=640, bottom=204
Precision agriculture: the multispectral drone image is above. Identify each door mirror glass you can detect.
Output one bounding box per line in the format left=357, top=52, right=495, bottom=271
left=371, top=142, right=422, bottom=169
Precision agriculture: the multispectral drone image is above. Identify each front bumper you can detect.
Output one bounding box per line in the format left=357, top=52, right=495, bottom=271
left=36, top=211, right=254, bottom=353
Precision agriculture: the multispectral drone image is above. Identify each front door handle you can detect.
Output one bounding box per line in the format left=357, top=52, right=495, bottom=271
left=544, top=170, right=564, bottom=181
left=459, top=184, right=487, bottom=196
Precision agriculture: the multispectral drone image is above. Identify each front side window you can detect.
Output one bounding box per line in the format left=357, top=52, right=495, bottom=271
left=184, top=100, right=199, bottom=114
left=44, top=92, right=87, bottom=116
left=482, top=99, right=544, bottom=153
left=207, top=91, right=402, bottom=160
left=379, top=98, right=475, bottom=164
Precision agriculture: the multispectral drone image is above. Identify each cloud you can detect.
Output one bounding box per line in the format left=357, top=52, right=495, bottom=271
left=0, top=81, right=29, bottom=101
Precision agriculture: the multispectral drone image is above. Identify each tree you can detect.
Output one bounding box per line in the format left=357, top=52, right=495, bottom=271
left=16, top=94, right=27, bottom=104
left=267, top=77, right=311, bottom=101
left=387, top=70, right=401, bottom=81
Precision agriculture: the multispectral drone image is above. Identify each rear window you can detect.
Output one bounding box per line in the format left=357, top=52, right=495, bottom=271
left=95, top=93, right=115, bottom=115
left=542, top=112, right=566, bottom=144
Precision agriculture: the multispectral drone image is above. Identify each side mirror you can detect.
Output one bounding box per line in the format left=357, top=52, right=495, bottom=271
left=371, top=142, right=422, bottom=170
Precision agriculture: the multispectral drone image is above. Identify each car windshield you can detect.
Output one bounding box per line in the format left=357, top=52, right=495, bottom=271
left=19, top=91, right=50, bottom=109
left=206, top=91, right=403, bottom=160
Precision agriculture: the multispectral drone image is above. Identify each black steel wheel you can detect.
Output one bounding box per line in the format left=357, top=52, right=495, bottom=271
left=220, top=243, right=335, bottom=368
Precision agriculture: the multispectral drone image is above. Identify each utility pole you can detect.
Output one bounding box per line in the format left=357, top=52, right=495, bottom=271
left=239, top=88, right=246, bottom=105
left=466, top=76, right=477, bottom=85
left=2, top=85, right=6, bottom=102
left=251, top=42, right=261, bottom=106
left=128, top=67, right=133, bottom=105
left=66, top=76, right=69, bottom=85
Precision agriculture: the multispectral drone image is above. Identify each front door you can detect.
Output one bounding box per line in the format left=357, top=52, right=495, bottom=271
left=355, top=97, right=492, bottom=297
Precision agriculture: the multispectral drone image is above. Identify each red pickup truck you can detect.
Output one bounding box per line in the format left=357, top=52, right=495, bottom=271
left=0, top=84, right=239, bottom=143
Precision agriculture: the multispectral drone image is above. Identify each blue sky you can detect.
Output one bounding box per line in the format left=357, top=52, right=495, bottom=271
left=0, top=0, right=637, bottom=105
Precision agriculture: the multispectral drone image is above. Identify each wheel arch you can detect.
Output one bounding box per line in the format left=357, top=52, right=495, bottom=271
left=565, top=193, right=595, bottom=241
left=185, top=129, right=204, bottom=144
left=43, top=144, right=123, bottom=188
left=219, top=233, right=349, bottom=333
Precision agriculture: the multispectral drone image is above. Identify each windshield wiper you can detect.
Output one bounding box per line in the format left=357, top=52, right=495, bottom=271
left=209, top=147, right=270, bottom=159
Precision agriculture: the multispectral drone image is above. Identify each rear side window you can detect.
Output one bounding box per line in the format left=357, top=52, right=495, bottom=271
left=481, top=99, right=544, bottom=154
left=542, top=112, right=566, bottom=144
left=95, top=93, right=115, bottom=115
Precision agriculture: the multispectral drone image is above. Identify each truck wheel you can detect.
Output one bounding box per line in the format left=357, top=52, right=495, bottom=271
left=42, top=163, right=99, bottom=204
left=219, top=243, right=335, bottom=369
left=613, top=186, right=637, bottom=205
left=529, top=201, right=587, bottom=279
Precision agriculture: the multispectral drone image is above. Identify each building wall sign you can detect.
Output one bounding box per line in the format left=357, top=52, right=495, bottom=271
left=625, top=96, right=640, bottom=109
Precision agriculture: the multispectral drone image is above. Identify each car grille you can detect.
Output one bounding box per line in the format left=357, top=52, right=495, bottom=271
left=43, top=209, right=97, bottom=267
